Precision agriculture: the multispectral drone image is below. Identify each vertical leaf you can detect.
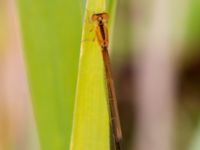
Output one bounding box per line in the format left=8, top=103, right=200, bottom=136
left=70, top=0, right=116, bottom=149
left=17, top=0, right=82, bottom=149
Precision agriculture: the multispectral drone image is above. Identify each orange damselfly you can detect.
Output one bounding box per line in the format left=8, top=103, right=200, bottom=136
left=91, top=12, right=122, bottom=150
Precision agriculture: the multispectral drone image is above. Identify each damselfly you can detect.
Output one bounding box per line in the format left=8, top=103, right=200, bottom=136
left=91, top=12, right=122, bottom=150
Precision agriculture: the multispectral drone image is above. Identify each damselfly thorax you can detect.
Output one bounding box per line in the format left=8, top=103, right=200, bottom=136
left=91, top=12, right=109, bottom=49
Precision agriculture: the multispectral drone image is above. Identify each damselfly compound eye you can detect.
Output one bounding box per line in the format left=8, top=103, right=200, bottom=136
left=91, top=12, right=109, bottom=22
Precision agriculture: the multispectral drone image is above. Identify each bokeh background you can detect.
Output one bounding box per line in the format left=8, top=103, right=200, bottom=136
left=1, top=0, right=200, bottom=149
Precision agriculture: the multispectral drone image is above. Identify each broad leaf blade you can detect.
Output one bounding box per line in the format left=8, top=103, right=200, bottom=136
left=70, top=0, right=112, bottom=150
left=17, top=0, right=82, bottom=149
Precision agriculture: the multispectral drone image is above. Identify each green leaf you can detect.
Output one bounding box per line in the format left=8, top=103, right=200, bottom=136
left=17, top=0, right=82, bottom=149
left=70, top=0, right=116, bottom=149
left=184, top=0, right=200, bottom=60
left=187, top=0, right=200, bottom=43
left=189, top=118, right=200, bottom=150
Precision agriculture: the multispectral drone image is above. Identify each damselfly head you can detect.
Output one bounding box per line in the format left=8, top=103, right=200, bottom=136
left=91, top=12, right=109, bottom=23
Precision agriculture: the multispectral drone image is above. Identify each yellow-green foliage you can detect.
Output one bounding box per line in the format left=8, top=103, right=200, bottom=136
left=17, top=0, right=82, bottom=149
left=70, top=0, right=110, bottom=150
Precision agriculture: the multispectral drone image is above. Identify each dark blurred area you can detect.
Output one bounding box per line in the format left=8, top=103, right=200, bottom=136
left=111, top=0, right=200, bottom=150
